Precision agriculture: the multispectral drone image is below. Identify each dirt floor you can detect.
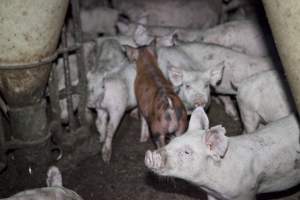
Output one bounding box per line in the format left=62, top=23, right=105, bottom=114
left=0, top=101, right=299, bottom=200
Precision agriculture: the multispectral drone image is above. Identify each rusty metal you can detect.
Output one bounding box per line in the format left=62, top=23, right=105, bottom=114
left=0, top=0, right=69, bottom=173
left=0, top=44, right=81, bottom=70
left=0, top=0, right=92, bottom=171
left=0, top=112, right=6, bottom=172
left=62, top=26, right=76, bottom=131
left=48, top=64, right=61, bottom=120
left=71, top=0, right=88, bottom=127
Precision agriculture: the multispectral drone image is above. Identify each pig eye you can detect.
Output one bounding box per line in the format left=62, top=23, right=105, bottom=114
left=205, top=83, right=209, bottom=88
left=184, top=150, right=190, bottom=155
left=182, top=147, right=193, bottom=156
left=185, top=84, right=191, bottom=89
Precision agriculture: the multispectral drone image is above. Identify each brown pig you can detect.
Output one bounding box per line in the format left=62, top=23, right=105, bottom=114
left=128, top=45, right=188, bottom=147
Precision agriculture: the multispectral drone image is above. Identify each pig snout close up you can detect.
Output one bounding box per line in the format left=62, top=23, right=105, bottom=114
left=129, top=44, right=188, bottom=147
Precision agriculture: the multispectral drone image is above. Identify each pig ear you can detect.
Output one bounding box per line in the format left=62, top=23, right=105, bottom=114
left=188, top=107, right=209, bottom=131
left=46, top=166, right=62, bottom=187
left=125, top=45, right=139, bottom=62
left=205, top=125, right=228, bottom=161
left=167, top=66, right=183, bottom=87
left=209, top=63, right=225, bottom=87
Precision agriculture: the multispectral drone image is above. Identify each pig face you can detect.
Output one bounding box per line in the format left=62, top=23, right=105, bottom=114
left=145, top=107, right=228, bottom=181
left=168, top=66, right=224, bottom=112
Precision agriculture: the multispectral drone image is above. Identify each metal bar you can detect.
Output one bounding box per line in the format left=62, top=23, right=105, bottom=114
left=48, top=63, right=62, bottom=122
left=0, top=112, right=7, bottom=172
left=62, top=26, right=76, bottom=131
left=71, top=0, right=88, bottom=126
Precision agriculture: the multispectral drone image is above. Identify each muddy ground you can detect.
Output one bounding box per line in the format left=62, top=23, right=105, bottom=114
left=0, top=101, right=299, bottom=200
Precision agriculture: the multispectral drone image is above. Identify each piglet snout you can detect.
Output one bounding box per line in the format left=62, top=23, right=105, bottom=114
left=194, top=96, right=207, bottom=108
left=145, top=150, right=164, bottom=170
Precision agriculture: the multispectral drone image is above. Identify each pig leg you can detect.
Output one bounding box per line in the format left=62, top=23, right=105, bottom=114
left=207, top=195, right=218, bottom=200
left=140, top=115, right=150, bottom=142
left=239, top=105, right=260, bottom=134
left=218, top=95, right=239, bottom=121
left=95, top=108, right=108, bottom=143
left=102, top=105, right=126, bottom=163
left=101, top=83, right=128, bottom=162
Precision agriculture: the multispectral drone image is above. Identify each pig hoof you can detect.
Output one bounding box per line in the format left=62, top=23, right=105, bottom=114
left=102, top=147, right=112, bottom=163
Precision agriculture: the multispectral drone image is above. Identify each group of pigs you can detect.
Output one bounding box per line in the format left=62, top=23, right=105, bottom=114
left=54, top=22, right=300, bottom=200
left=10, top=0, right=298, bottom=199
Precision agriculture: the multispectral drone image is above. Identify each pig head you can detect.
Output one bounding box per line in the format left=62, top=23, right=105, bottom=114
left=167, top=65, right=224, bottom=112
left=145, top=107, right=227, bottom=178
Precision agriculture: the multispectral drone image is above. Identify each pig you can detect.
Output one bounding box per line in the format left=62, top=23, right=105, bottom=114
left=157, top=42, right=274, bottom=119
left=113, top=0, right=224, bottom=33
left=55, top=36, right=137, bottom=125
left=130, top=45, right=188, bottom=147
left=80, top=7, right=120, bottom=36
left=145, top=107, right=300, bottom=200
left=237, top=70, right=293, bottom=133
left=87, top=40, right=138, bottom=163
left=175, top=19, right=270, bottom=57
left=2, top=166, right=83, bottom=200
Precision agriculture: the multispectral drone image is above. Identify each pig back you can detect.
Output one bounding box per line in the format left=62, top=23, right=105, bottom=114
left=240, top=114, right=300, bottom=193
left=150, top=90, right=188, bottom=134
left=134, top=48, right=174, bottom=117
left=112, top=0, right=223, bottom=29
left=134, top=48, right=187, bottom=134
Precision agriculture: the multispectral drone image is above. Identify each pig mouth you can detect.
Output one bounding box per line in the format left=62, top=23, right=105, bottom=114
left=145, top=150, right=167, bottom=175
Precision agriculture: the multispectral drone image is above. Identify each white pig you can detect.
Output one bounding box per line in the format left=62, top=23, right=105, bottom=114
left=157, top=42, right=274, bottom=118
left=113, top=0, right=224, bottom=33
left=55, top=36, right=137, bottom=124
left=237, top=70, right=293, bottom=133
left=145, top=107, right=300, bottom=200
left=175, top=19, right=270, bottom=57
left=1, top=166, right=83, bottom=200
left=86, top=41, right=137, bottom=163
